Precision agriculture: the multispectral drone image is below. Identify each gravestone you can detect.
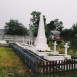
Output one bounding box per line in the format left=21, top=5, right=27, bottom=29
left=35, top=14, right=50, bottom=51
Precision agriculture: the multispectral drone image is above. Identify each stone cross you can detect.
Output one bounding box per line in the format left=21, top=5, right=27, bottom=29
left=54, top=41, right=57, bottom=52
left=23, top=37, right=25, bottom=43
left=24, top=39, right=28, bottom=46
left=28, top=39, right=31, bottom=46
left=25, top=39, right=27, bottom=44
left=64, top=43, right=69, bottom=56
left=30, top=40, right=33, bottom=46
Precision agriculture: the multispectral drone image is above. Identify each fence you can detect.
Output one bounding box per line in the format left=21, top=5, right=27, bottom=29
left=38, top=59, right=76, bottom=74
left=10, top=43, right=77, bottom=74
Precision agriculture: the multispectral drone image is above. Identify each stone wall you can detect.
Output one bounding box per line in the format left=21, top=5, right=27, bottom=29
left=3, top=35, right=36, bottom=43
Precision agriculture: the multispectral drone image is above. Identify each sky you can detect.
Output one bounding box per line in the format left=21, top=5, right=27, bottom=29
left=0, top=0, right=77, bottom=29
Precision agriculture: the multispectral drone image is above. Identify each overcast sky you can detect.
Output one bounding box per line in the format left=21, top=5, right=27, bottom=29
left=0, top=0, right=77, bottom=29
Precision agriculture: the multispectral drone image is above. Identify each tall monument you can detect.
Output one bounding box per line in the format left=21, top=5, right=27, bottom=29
left=35, top=14, right=50, bottom=51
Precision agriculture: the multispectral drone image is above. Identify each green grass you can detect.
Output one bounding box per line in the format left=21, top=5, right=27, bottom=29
left=0, top=46, right=31, bottom=77
left=47, top=53, right=54, bottom=56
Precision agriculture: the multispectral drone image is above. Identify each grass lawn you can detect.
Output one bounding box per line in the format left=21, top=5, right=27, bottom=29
left=0, top=46, right=31, bottom=77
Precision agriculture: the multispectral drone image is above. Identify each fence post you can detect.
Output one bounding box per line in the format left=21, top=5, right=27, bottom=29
left=64, top=60, right=65, bottom=71
left=46, top=61, right=48, bottom=73
left=49, top=61, right=52, bottom=73
left=55, top=61, right=57, bottom=73
left=72, top=59, right=73, bottom=70
left=74, top=59, right=75, bottom=70
left=69, top=60, right=70, bottom=70
left=52, top=61, right=54, bottom=73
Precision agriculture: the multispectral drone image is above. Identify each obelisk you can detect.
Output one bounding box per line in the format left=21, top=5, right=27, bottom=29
left=35, top=14, right=50, bottom=51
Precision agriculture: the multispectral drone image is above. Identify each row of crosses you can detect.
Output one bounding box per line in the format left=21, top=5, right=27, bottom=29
left=54, top=41, right=69, bottom=56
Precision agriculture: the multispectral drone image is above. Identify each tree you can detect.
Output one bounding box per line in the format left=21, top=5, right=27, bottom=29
left=4, top=19, right=28, bottom=35
left=30, top=11, right=41, bottom=36
left=61, top=23, right=77, bottom=40
left=30, top=11, right=46, bottom=36
left=71, top=23, right=77, bottom=37
left=46, top=19, right=64, bottom=37
left=53, top=19, right=63, bottom=32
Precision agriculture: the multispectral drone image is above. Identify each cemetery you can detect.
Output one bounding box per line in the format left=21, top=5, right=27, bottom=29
left=17, top=14, right=71, bottom=60
left=9, top=14, right=77, bottom=74
left=0, top=14, right=77, bottom=74
left=0, top=0, right=77, bottom=76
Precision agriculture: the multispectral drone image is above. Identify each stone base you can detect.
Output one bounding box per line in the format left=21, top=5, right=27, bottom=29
left=64, top=55, right=71, bottom=59
left=35, top=45, right=50, bottom=51
left=36, top=51, right=59, bottom=56
left=50, top=51, right=59, bottom=55
left=44, top=56, right=64, bottom=61
left=22, top=43, right=28, bottom=46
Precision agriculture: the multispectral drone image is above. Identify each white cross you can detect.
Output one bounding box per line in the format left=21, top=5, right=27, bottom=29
left=24, top=39, right=28, bottom=46
left=28, top=39, right=31, bottom=46
left=23, top=37, right=25, bottom=43
left=54, top=41, right=57, bottom=52
left=25, top=39, right=27, bottom=44
left=64, top=43, right=69, bottom=56
left=31, top=40, right=33, bottom=46
left=30, top=40, right=32, bottom=46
